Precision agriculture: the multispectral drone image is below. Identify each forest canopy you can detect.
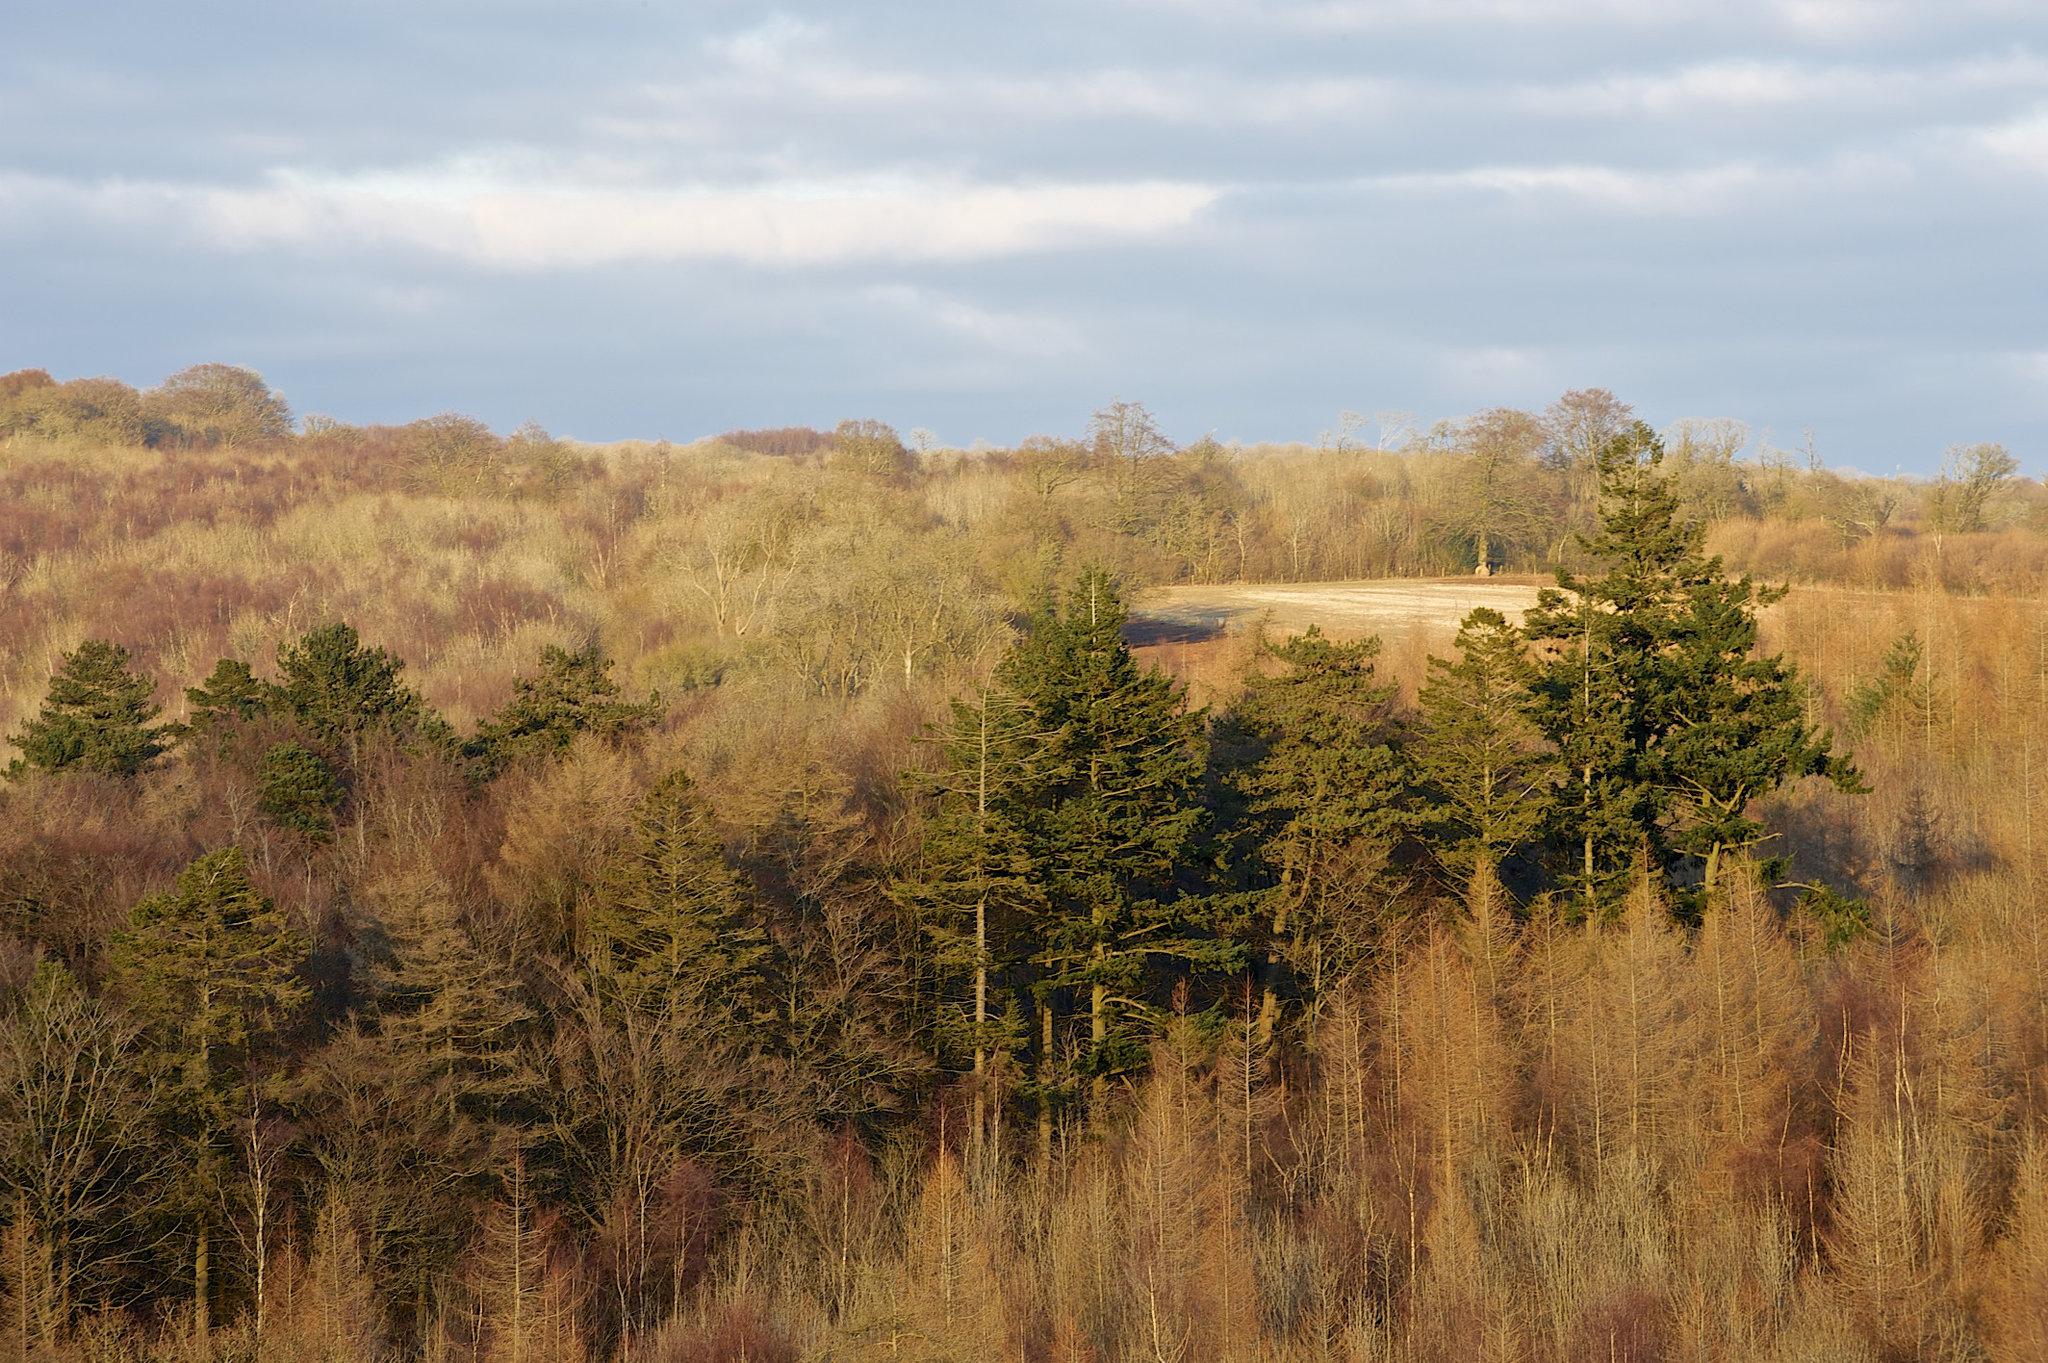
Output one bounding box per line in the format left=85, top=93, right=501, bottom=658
left=2, top=366, right=2046, bottom=1361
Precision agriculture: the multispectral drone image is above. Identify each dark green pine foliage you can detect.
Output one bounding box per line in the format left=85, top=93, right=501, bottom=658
left=6, top=639, right=168, bottom=778
left=1524, top=424, right=1688, bottom=903
left=109, top=847, right=311, bottom=1324
left=895, top=683, right=1044, bottom=1082
left=468, top=643, right=661, bottom=778
left=1415, top=608, right=1555, bottom=881
left=999, top=567, right=1213, bottom=1103
left=1222, top=627, right=1407, bottom=1035
left=587, top=770, right=772, bottom=1020
left=257, top=741, right=346, bottom=841
left=184, top=658, right=266, bottom=729
left=1524, top=423, right=1858, bottom=905
left=1847, top=631, right=1937, bottom=747
left=268, top=622, right=452, bottom=756
left=1656, top=550, right=1863, bottom=890
left=112, top=846, right=311, bottom=1097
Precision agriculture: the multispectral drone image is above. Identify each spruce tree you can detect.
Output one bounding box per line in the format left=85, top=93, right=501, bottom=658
left=1656, top=556, right=1862, bottom=889
left=374, top=893, right=540, bottom=1136
left=1415, top=608, right=1554, bottom=880
left=586, top=770, right=772, bottom=1020
left=895, top=683, right=1044, bottom=1119
left=306, top=899, right=536, bottom=1310
left=1524, top=423, right=1858, bottom=905
left=1222, top=626, right=1407, bottom=1036
left=109, top=847, right=311, bottom=1335
left=6, top=639, right=167, bottom=778
left=997, top=567, right=1212, bottom=1111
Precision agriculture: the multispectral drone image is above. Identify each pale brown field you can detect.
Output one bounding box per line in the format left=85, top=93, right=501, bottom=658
left=1130, top=576, right=1548, bottom=645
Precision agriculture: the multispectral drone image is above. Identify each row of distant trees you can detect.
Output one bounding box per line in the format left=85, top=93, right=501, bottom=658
left=5, top=366, right=2027, bottom=564
left=0, top=365, right=293, bottom=449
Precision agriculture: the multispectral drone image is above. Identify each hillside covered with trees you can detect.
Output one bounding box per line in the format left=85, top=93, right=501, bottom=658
left=3, top=365, right=2047, bottom=1361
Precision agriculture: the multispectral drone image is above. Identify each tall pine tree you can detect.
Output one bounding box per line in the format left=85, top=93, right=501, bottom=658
left=996, top=568, right=1213, bottom=1115
left=1524, top=423, right=1858, bottom=906
left=894, top=682, right=1043, bottom=1120
left=110, top=847, right=310, bottom=1336
left=585, top=770, right=772, bottom=1022
left=6, top=640, right=167, bottom=778
left=268, top=622, right=452, bottom=761
left=1221, top=627, right=1408, bottom=1038
left=468, top=643, right=661, bottom=779
left=1415, top=608, right=1554, bottom=882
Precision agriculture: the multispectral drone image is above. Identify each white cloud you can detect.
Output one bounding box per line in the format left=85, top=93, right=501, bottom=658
left=1971, top=110, right=2048, bottom=175
left=1524, top=52, right=2048, bottom=120
left=1112, top=0, right=2013, bottom=36
left=0, top=170, right=1221, bottom=268
left=1364, top=160, right=1769, bottom=212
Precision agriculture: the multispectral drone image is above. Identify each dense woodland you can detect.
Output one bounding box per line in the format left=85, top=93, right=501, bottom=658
left=4, top=364, right=2048, bottom=1361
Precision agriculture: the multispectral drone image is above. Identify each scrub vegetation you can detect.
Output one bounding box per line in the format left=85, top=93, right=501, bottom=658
left=3, top=364, right=2047, bottom=1361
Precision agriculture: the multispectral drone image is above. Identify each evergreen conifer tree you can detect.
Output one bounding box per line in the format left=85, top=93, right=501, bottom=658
left=996, top=568, right=1213, bottom=1111
left=586, top=770, right=771, bottom=1020
left=1222, top=627, right=1407, bottom=1036
left=373, top=894, right=540, bottom=1144
left=895, top=683, right=1044, bottom=1120
left=1524, top=423, right=1858, bottom=905
left=269, top=622, right=451, bottom=758
left=168, top=657, right=267, bottom=752
left=304, top=901, right=536, bottom=1312
left=257, top=741, right=346, bottom=841
left=184, top=658, right=266, bottom=729
left=6, top=640, right=167, bottom=778
left=1415, top=608, right=1554, bottom=880
left=469, top=643, right=660, bottom=779
left=109, top=847, right=311, bottom=1335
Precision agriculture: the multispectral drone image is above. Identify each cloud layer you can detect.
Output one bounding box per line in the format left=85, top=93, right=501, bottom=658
left=1, top=170, right=1219, bottom=267
left=2, top=0, right=2043, bottom=462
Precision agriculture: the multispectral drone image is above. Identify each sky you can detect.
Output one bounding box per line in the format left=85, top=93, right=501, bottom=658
left=2, top=1, right=2045, bottom=469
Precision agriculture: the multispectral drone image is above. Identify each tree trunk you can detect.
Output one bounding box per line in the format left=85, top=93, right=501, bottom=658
left=1090, top=948, right=1109, bottom=1114
left=973, top=700, right=991, bottom=1147
left=1037, top=1000, right=1055, bottom=1163
left=972, top=889, right=988, bottom=1151
left=194, top=1226, right=210, bottom=1348
left=1256, top=890, right=1291, bottom=1048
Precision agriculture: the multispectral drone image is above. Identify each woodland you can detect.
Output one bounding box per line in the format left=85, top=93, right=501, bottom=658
left=2, top=362, right=2048, bottom=1361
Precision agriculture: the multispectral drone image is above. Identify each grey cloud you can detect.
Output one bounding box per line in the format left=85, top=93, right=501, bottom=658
left=2, top=0, right=2044, bottom=466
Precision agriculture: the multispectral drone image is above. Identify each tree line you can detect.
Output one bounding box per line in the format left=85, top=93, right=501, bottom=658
left=5, top=364, right=2034, bottom=597
left=0, top=423, right=1871, bottom=1356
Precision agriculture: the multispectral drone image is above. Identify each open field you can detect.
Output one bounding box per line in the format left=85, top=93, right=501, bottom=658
left=1129, top=575, right=1547, bottom=645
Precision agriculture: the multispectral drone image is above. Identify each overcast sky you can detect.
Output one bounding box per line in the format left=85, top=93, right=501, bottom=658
left=3, top=1, right=2044, bottom=468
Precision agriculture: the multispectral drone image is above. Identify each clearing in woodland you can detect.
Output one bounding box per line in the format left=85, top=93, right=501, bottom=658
left=1128, top=576, right=1546, bottom=645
